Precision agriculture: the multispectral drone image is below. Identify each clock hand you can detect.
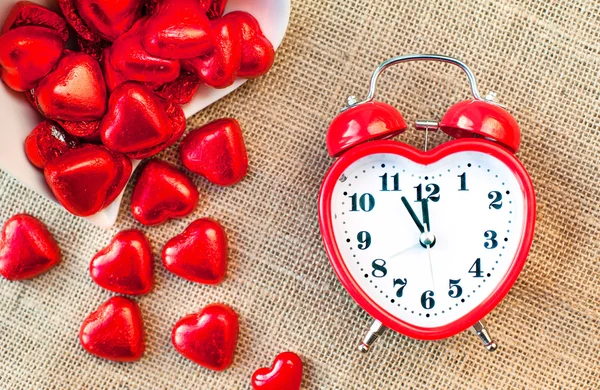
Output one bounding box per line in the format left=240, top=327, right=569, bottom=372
left=421, top=198, right=430, bottom=231
left=424, top=222, right=436, bottom=292
left=387, top=242, right=421, bottom=259
left=401, top=196, right=424, bottom=233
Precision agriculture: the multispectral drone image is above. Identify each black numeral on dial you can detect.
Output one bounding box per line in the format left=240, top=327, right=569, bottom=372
left=421, top=290, right=435, bottom=309
left=357, top=231, right=371, bottom=250
left=448, top=279, right=463, bottom=298
left=415, top=183, right=440, bottom=202
left=484, top=230, right=498, bottom=249
left=469, top=258, right=484, bottom=278
left=380, top=173, right=400, bottom=191
left=488, top=191, right=503, bottom=209
left=393, top=278, right=407, bottom=297
left=371, top=259, right=387, bottom=278
left=349, top=193, right=375, bottom=212
left=458, top=172, right=468, bottom=191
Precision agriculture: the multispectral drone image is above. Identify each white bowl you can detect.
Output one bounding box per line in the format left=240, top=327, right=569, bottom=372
left=0, top=0, right=290, bottom=228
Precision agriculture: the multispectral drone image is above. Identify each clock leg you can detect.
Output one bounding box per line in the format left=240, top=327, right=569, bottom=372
left=357, top=319, right=386, bottom=353
left=471, top=320, right=498, bottom=352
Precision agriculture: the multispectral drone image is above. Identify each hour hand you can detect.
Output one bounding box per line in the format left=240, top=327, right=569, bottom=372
left=401, top=196, right=424, bottom=233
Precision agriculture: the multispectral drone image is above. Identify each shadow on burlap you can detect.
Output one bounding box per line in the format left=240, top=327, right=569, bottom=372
left=0, top=0, right=599, bottom=389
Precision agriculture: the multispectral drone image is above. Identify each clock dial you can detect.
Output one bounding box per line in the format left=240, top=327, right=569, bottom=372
left=329, top=150, right=526, bottom=329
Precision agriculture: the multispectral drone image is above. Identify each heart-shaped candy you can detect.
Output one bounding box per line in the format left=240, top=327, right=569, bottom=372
left=142, top=0, right=214, bottom=60
left=131, top=159, right=199, bottom=226
left=44, top=145, right=132, bottom=217
left=75, top=0, right=144, bottom=41
left=35, top=52, right=107, bottom=122
left=25, top=120, right=80, bottom=169
left=110, top=18, right=181, bottom=84
left=90, top=229, right=154, bottom=295
left=79, top=296, right=145, bottom=362
left=171, top=304, right=239, bottom=371
left=0, top=26, right=64, bottom=91
left=180, top=118, right=248, bottom=186
left=162, top=218, right=227, bottom=284
left=2, top=1, right=69, bottom=41
left=206, top=0, right=227, bottom=20
left=183, top=16, right=241, bottom=89
left=100, top=82, right=174, bottom=159
left=226, top=11, right=275, bottom=78
left=252, top=352, right=303, bottom=390
left=0, top=214, right=61, bottom=281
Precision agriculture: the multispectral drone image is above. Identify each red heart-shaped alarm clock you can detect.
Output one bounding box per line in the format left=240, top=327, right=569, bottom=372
left=79, top=296, right=145, bottom=362
left=252, top=352, right=303, bottom=390
left=171, top=303, right=239, bottom=371
left=319, top=55, right=535, bottom=351
left=90, top=229, right=154, bottom=295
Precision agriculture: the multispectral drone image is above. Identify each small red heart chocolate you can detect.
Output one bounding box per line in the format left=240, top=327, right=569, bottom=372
left=2, top=1, right=69, bottom=41
left=142, top=0, right=214, bottom=60
left=206, top=0, right=227, bottom=20
left=183, top=16, right=241, bottom=89
left=100, top=82, right=174, bottom=159
left=180, top=118, right=248, bottom=186
left=171, top=303, right=239, bottom=371
left=226, top=11, right=274, bottom=78
left=110, top=18, right=180, bottom=84
left=131, top=159, right=199, bottom=226
left=35, top=51, right=107, bottom=122
left=252, top=352, right=303, bottom=390
left=25, top=120, right=80, bottom=169
left=0, top=214, right=61, bottom=281
left=79, top=296, right=145, bottom=362
left=90, top=229, right=154, bottom=295
left=75, top=0, right=144, bottom=41
left=44, top=144, right=132, bottom=217
left=153, top=69, right=201, bottom=104
left=162, top=218, right=227, bottom=284
left=0, top=26, right=64, bottom=91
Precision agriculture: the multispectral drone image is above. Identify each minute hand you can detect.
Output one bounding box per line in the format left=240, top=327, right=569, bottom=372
left=421, top=198, right=431, bottom=231
left=401, top=196, right=424, bottom=233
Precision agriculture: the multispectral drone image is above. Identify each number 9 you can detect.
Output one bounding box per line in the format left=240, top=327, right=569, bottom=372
left=357, top=231, right=371, bottom=250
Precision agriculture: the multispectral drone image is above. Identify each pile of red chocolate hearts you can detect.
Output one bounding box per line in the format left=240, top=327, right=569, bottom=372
left=0, top=0, right=275, bottom=217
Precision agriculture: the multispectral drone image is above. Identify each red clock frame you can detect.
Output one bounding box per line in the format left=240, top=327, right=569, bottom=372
left=318, top=138, right=536, bottom=340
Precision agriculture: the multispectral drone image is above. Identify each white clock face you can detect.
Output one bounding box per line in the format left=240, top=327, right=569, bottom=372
left=330, top=151, right=526, bottom=328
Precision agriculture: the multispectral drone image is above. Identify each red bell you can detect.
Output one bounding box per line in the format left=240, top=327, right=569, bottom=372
left=439, top=100, right=521, bottom=153
left=326, top=101, right=407, bottom=157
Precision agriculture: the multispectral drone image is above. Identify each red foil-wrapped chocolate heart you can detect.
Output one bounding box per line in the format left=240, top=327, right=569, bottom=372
left=90, top=229, right=154, bottom=295
left=131, top=159, right=199, bottom=226
left=0, top=214, right=61, bottom=281
left=79, top=296, right=145, bottom=362
left=35, top=51, right=107, bottom=122
left=0, top=26, right=64, bottom=91
left=75, top=0, right=144, bottom=42
left=171, top=304, right=239, bottom=371
left=110, top=18, right=180, bottom=84
left=183, top=16, right=241, bottom=89
left=2, top=1, right=69, bottom=41
left=162, top=218, right=228, bottom=284
left=180, top=118, right=248, bottom=186
left=142, top=0, right=214, bottom=60
left=252, top=352, right=304, bottom=390
left=226, top=11, right=274, bottom=78
left=100, top=82, right=175, bottom=159
left=44, top=144, right=132, bottom=217
left=25, top=120, right=80, bottom=169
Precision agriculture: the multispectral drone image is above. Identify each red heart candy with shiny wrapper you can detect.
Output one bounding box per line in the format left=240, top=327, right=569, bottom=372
left=44, top=144, right=132, bottom=217
left=252, top=352, right=303, bottom=390
left=79, top=296, right=145, bottom=362
left=171, top=304, right=239, bottom=371
left=2, top=1, right=69, bottom=41
left=162, top=218, right=228, bottom=284
left=131, top=159, right=199, bottom=226
left=74, top=0, right=143, bottom=42
left=25, top=120, right=80, bottom=169
left=90, top=229, right=154, bottom=295
left=0, top=26, right=64, bottom=91
left=180, top=118, right=248, bottom=186
left=0, top=214, right=61, bottom=281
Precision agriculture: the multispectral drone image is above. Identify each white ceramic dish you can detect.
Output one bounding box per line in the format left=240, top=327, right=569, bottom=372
left=0, top=0, right=290, bottom=228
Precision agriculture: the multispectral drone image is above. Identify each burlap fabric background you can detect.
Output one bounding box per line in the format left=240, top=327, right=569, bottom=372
left=1, top=0, right=599, bottom=388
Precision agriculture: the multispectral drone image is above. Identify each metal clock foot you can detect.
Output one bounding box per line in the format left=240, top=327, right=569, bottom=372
left=358, top=320, right=386, bottom=353
left=471, top=321, right=498, bottom=352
